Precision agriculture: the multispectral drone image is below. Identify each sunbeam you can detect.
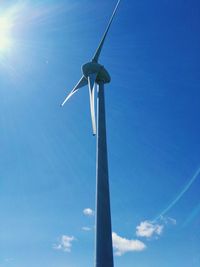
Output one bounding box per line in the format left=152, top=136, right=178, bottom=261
left=0, top=9, right=15, bottom=53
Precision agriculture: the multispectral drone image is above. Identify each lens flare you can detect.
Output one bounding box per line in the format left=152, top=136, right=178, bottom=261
left=182, top=202, right=200, bottom=227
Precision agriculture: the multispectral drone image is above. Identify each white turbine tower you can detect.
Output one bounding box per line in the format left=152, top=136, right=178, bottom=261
left=61, top=1, right=121, bottom=266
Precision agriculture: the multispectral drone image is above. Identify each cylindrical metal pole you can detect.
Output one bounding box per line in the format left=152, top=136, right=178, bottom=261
left=95, top=82, right=114, bottom=267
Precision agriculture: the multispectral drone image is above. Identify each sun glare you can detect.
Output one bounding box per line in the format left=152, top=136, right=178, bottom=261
left=0, top=1, right=67, bottom=71
left=0, top=16, right=13, bottom=52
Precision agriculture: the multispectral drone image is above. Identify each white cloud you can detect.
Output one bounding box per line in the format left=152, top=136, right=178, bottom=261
left=136, top=216, right=176, bottom=239
left=82, top=226, right=92, bottom=231
left=83, top=208, right=94, bottom=217
left=136, top=221, right=163, bottom=238
left=53, top=235, right=75, bottom=252
left=112, top=232, right=146, bottom=256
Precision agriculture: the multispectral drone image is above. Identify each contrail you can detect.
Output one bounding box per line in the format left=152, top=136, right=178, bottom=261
left=153, top=167, right=200, bottom=222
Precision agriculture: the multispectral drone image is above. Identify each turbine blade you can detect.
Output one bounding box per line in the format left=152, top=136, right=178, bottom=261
left=92, top=0, right=121, bottom=63
left=61, top=76, right=87, bottom=106
left=88, top=73, right=97, bottom=135
left=88, top=72, right=97, bottom=93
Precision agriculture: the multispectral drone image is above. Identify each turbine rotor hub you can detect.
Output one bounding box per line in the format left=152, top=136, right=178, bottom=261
left=82, top=62, right=111, bottom=84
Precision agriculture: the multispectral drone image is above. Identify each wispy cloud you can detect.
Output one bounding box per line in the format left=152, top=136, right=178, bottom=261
left=160, top=216, right=177, bottom=225
left=83, top=208, right=94, bottom=217
left=4, top=258, right=13, bottom=263
left=53, top=235, right=75, bottom=253
left=136, top=216, right=176, bottom=239
left=136, top=221, right=163, bottom=238
left=112, top=232, right=146, bottom=256
left=82, top=226, right=92, bottom=231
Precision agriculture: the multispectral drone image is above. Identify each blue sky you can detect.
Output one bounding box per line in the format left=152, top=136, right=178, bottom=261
left=0, top=0, right=200, bottom=266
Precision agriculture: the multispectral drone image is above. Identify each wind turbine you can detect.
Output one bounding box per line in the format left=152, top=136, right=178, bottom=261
left=61, top=1, right=121, bottom=266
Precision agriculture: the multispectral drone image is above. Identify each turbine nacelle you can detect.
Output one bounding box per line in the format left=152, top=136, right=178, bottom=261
left=82, top=62, right=111, bottom=84
left=61, top=0, right=121, bottom=136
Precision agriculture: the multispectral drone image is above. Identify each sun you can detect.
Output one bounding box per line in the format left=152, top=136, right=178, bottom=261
left=0, top=16, right=13, bottom=52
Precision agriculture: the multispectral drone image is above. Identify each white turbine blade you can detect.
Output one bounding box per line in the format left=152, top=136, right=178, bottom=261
left=61, top=76, right=87, bottom=106
left=88, top=73, right=97, bottom=135
left=88, top=73, right=97, bottom=92
left=92, top=83, right=96, bottom=135
left=92, top=0, right=121, bottom=63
